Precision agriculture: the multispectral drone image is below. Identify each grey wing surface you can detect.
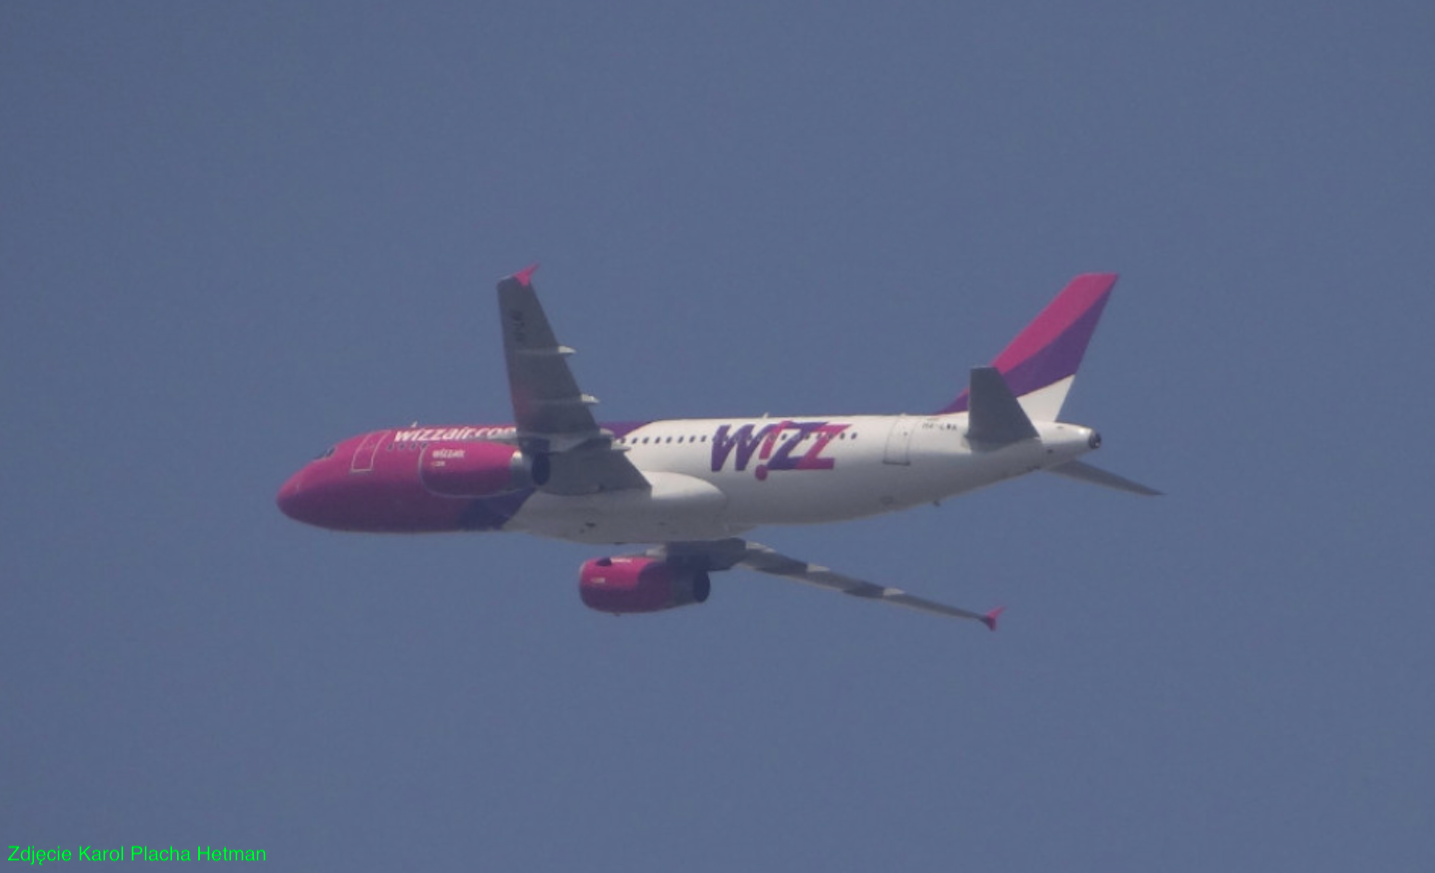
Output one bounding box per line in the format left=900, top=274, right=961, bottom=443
left=652, top=539, right=1003, bottom=628
left=497, top=267, right=648, bottom=494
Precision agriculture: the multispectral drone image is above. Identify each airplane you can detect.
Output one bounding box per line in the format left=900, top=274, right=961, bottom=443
left=277, top=265, right=1158, bottom=629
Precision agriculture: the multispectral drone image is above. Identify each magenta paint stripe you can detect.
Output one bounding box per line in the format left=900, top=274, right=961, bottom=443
left=989, top=274, right=1116, bottom=374
left=1001, top=295, right=1109, bottom=392
left=939, top=274, right=1117, bottom=414
left=511, top=263, right=539, bottom=287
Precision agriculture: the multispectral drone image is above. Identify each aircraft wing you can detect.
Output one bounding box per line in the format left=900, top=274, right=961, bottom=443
left=497, top=266, right=648, bottom=494
left=652, top=539, right=1003, bottom=628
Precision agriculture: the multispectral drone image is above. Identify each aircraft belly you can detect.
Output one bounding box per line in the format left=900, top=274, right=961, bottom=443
left=708, top=458, right=962, bottom=525
left=506, top=471, right=738, bottom=545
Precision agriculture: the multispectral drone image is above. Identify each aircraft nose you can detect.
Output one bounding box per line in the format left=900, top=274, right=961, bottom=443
left=276, top=470, right=309, bottom=521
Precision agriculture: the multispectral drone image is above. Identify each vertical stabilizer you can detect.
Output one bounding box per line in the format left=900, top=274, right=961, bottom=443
left=942, top=274, right=1117, bottom=421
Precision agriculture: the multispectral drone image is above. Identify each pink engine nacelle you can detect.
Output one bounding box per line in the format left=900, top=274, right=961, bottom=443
left=419, top=441, right=537, bottom=497
left=579, top=556, right=712, bottom=614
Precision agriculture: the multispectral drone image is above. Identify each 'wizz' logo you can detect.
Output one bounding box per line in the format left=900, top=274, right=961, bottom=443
left=711, top=421, right=849, bottom=481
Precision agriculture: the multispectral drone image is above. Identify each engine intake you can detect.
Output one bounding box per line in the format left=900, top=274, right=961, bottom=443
left=579, top=556, right=712, bottom=614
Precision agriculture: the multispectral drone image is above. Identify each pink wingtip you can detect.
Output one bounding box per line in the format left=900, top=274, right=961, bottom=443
left=981, top=607, right=1006, bottom=632
left=512, top=263, right=539, bottom=287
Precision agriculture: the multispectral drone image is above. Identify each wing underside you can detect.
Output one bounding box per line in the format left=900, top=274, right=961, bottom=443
left=652, top=539, right=1002, bottom=628
left=497, top=267, right=648, bottom=494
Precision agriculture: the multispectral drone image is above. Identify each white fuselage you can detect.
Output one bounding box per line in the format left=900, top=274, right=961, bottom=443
left=505, top=412, right=1097, bottom=544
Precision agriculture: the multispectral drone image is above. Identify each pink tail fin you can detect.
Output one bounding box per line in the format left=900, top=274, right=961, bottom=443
left=942, top=274, right=1117, bottom=420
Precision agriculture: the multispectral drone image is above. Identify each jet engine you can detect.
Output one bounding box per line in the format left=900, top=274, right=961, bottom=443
left=419, top=441, right=538, bottom=497
left=579, top=555, right=712, bottom=614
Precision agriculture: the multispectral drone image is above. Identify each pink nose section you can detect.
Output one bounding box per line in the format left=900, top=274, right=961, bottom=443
left=276, top=471, right=307, bottom=521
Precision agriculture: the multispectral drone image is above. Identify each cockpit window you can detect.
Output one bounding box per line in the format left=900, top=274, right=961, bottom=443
left=314, top=446, right=337, bottom=460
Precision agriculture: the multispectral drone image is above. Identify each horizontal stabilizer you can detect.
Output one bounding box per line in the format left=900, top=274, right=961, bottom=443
left=1046, top=460, right=1161, bottom=496
left=966, top=367, right=1038, bottom=446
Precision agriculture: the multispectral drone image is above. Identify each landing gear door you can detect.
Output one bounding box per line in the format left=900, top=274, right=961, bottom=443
left=883, top=416, right=916, bottom=466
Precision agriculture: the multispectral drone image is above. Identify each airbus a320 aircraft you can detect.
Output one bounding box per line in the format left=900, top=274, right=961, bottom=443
left=277, top=266, right=1157, bottom=628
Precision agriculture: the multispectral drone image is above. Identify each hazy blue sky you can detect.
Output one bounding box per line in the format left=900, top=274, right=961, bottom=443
left=4, top=3, right=1433, bottom=870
